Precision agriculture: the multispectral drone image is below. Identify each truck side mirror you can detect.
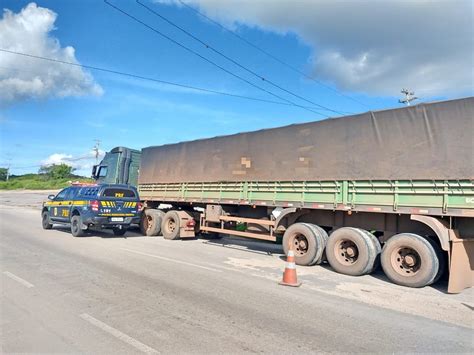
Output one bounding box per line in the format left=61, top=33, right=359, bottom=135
left=48, top=194, right=55, bottom=200
left=92, top=165, right=97, bottom=178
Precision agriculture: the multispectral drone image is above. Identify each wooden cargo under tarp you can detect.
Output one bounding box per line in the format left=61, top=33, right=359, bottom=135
left=138, top=97, right=474, bottom=184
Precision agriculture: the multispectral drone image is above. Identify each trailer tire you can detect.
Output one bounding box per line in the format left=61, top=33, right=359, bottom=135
left=282, top=223, right=325, bottom=266
left=140, top=209, right=164, bottom=236
left=361, top=229, right=382, bottom=272
left=426, top=238, right=446, bottom=284
left=326, top=227, right=379, bottom=276
left=162, top=211, right=181, bottom=240
left=303, top=223, right=329, bottom=265
left=381, top=233, right=439, bottom=288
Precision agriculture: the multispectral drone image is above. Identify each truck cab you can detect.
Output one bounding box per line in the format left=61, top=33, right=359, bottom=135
left=92, top=147, right=141, bottom=186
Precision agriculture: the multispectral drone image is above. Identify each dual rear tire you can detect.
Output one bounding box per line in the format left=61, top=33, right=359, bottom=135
left=161, top=211, right=182, bottom=240
left=282, top=223, right=328, bottom=266
left=326, top=227, right=380, bottom=276
left=283, top=224, right=380, bottom=277
left=140, top=209, right=165, bottom=236
left=380, top=233, right=442, bottom=288
left=139, top=209, right=183, bottom=240
left=282, top=224, right=443, bottom=288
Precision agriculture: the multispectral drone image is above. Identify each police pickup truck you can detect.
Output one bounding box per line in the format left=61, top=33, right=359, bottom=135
left=42, top=184, right=141, bottom=237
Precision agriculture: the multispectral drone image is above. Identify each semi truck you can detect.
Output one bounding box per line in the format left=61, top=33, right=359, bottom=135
left=92, top=146, right=141, bottom=186
left=93, top=97, right=474, bottom=293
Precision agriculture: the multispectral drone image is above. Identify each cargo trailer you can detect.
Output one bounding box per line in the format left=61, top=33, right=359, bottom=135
left=94, top=97, right=474, bottom=292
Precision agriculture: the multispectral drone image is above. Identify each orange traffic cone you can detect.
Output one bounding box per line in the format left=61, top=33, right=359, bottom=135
left=279, top=249, right=302, bottom=287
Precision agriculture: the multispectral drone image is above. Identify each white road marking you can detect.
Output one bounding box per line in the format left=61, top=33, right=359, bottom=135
left=80, top=313, right=157, bottom=354
left=2, top=271, right=34, bottom=288
left=121, top=248, right=222, bottom=273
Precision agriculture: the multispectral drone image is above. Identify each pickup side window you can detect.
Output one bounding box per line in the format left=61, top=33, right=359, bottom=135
left=78, top=187, right=100, bottom=197
left=55, top=188, right=69, bottom=201
left=66, top=188, right=78, bottom=200
left=102, top=188, right=136, bottom=198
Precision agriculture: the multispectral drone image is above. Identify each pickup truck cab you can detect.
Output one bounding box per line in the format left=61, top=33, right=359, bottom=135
left=41, top=184, right=141, bottom=237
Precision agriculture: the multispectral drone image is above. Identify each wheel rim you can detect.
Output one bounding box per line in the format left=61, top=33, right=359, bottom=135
left=334, top=239, right=359, bottom=265
left=145, top=215, right=152, bottom=232
left=289, top=233, right=309, bottom=257
left=390, top=247, right=421, bottom=276
left=166, top=218, right=177, bottom=234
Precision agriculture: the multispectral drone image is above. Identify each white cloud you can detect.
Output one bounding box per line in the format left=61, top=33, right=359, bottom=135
left=0, top=2, right=103, bottom=105
left=161, top=0, right=473, bottom=97
left=41, top=153, right=74, bottom=166
left=41, top=149, right=105, bottom=173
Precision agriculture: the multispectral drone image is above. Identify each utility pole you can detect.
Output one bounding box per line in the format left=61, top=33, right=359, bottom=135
left=399, top=88, right=418, bottom=106
left=5, top=158, right=11, bottom=181
left=93, top=140, right=101, bottom=164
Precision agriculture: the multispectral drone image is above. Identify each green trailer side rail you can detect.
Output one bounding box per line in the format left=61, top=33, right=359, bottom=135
left=139, top=179, right=474, bottom=217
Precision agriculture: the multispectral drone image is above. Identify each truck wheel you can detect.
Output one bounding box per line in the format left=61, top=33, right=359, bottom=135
left=112, top=227, right=127, bottom=236
left=140, top=209, right=164, bottom=236
left=381, top=233, right=439, bottom=288
left=426, top=237, right=446, bottom=283
left=161, top=211, right=181, bottom=240
left=303, top=223, right=329, bottom=265
left=282, top=223, right=325, bottom=266
left=361, top=229, right=382, bottom=273
left=326, top=227, right=379, bottom=276
left=42, top=211, right=52, bottom=230
left=71, top=215, right=85, bottom=237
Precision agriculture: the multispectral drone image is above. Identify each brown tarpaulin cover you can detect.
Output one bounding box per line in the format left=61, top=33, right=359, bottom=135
left=139, top=97, right=474, bottom=183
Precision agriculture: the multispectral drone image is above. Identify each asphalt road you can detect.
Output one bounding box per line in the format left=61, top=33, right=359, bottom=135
left=0, top=192, right=473, bottom=353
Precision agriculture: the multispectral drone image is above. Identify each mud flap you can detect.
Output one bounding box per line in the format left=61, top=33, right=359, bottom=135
left=448, top=231, right=474, bottom=294
left=176, top=211, right=196, bottom=239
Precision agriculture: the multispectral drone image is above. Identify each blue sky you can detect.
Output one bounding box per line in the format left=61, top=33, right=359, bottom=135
left=1, top=0, right=472, bottom=176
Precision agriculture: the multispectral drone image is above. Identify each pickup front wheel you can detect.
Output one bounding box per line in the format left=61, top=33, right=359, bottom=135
left=42, top=211, right=52, bottom=230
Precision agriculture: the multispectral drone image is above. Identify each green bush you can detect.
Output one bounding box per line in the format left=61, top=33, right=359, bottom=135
left=0, top=168, right=8, bottom=181
left=0, top=174, right=94, bottom=190
left=38, top=164, right=74, bottom=180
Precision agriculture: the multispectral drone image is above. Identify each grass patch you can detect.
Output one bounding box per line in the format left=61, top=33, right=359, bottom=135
left=0, top=174, right=94, bottom=190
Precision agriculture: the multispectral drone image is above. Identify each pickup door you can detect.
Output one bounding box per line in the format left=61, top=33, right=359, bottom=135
left=49, top=188, right=71, bottom=222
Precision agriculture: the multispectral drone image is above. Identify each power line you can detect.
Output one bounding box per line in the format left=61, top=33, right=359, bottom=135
left=0, top=49, right=337, bottom=112
left=2, top=164, right=42, bottom=169
left=177, top=0, right=368, bottom=109
left=103, top=0, right=329, bottom=117
left=2, top=155, right=96, bottom=170
left=136, top=0, right=345, bottom=115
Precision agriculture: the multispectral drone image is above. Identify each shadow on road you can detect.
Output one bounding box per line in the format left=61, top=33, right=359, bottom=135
left=275, top=252, right=451, bottom=294
left=50, top=224, right=453, bottom=294
left=51, top=224, right=145, bottom=239
left=203, top=235, right=283, bottom=256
